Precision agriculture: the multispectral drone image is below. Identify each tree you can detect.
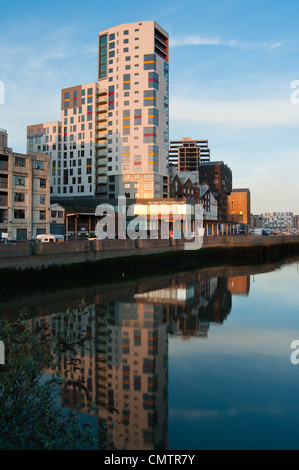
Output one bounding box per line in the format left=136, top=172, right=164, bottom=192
left=0, top=300, right=103, bottom=450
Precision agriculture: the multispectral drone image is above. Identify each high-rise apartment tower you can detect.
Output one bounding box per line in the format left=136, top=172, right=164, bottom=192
left=98, top=20, right=169, bottom=199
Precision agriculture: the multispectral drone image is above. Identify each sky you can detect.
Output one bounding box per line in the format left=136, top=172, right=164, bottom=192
left=0, top=0, right=299, bottom=214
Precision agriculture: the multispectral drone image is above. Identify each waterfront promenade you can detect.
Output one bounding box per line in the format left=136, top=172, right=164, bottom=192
left=0, top=235, right=298, bottom=271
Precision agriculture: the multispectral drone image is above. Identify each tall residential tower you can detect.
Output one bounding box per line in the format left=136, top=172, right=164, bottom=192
left=98, top=20, right=169, bottom=199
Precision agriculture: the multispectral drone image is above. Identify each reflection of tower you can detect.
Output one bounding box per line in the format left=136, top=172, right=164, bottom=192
left=49, top=305, right=98, bottom=412
left=100, top=300, right=168, bottom=450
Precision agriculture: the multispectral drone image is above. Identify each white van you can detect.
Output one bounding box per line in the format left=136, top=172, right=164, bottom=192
left=36, top=234, right=64, bottom=243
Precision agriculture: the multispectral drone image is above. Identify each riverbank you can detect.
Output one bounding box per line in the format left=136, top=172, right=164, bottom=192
left=0, top=235, right=299, bottom=290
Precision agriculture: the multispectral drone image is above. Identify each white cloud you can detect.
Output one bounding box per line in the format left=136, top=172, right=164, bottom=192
left=171, top=97, right=299, bottom=127
left=170, top=35, right=282, bottom=51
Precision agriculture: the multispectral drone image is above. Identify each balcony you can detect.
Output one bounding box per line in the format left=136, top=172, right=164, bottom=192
left=96, top=106, right=108, bottom=114
left=96, top=97, right=108, bottom=105
left=96, top=150, right=107, bottom=158
left=96, top=160, right=107, bottom=167
left=96, top=187, right=107, bottom=196
left=96, top=88, right=108, bottom=96
left=96, top=124, right=108, bottom=132
left=96, top=177, right=107, bottom=185
left=95, top=142, right=107, bottom=149
left=96, top=133, right=108, bottom=141
left=97, top=169, right=107, bottom=177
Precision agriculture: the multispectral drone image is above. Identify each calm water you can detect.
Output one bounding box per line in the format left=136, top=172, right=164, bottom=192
left=1, top=257, right=299, bottom=450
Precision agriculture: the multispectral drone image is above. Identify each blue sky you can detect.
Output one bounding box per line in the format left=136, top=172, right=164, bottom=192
left=1, top=0, right=299, bottom=214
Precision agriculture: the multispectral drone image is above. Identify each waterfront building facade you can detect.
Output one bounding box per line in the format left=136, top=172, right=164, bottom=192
left=197, top=161, right=232, bottom=222
left=0, top=129, right=50, bottom=240
left=170, top=171, right=218, bottom=221
left=27, top=82, right=107, bottom=199
left=97, top=20, right=169, bottom=200
left=27, top=21, right=169, bottom=203
left=261, top=212, right=294, bottom=231
left=228, top=188, right=251, bottom=226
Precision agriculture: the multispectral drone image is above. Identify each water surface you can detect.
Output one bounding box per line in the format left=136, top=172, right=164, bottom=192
left=1, top=258, right=299, bottom=450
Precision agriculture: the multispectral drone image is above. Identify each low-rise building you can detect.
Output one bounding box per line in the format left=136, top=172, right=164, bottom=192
left=0, top=129, right=50, bottom=241
left=170, top=172, right=218, bottom=221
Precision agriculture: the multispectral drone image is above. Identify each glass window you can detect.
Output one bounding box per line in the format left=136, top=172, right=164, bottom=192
left=14, top=176, right=25, bottom=186
left=14, top=209, right=25, bottom=219
left=15, top=157, right=26, bottom=167
left=34, top=160, right=44, bottom=170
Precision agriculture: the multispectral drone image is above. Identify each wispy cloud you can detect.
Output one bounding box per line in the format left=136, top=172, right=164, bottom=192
left=171, top=98, right=299, bottom=127
left=170, top=35, right=282, bottom=51
left=29, top=50, right=66, bottom=68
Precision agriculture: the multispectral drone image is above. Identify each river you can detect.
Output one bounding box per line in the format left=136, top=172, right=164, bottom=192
left=1, top=257, right=299, bottom=450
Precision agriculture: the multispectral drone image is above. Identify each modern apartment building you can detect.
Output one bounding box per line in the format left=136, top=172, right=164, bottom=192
left=27, top=21, right=169, bottom=202
left=228, top=188, right=251, bottom=226
left=0, top=129, right=50, bottom=240
left=27, top=82, right=107, bottom=199
left=169, top=138, right=210, bottom=171
left=97, top=20, right=169, bottom=200
left=261, top=212, right=294, bottom=231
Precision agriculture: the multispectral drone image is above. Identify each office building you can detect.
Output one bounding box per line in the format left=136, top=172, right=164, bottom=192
left=0, top=129, right=50, bottom=240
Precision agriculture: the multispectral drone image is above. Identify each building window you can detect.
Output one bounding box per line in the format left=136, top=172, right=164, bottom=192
left=148, top=108, right=159, bottom=126
left=15, top=157, right=26, bottom=168
left=144, top=127, right=156, bottom=144
left=99, top=34, right=108, bottom=79
left=40, top=179, right=46, bottom=188
left=39, top=195, right=46, bottom=205
left=34, top=160, right=44, bottom=170
left=14, top=193, right=25, bottom=202
left=148, top=71, right=159, bottom=90
left=14, top=209, right=25, bottom=219
left=144, top=90, right=156, bottom=107
left=123, top=74, right=131, bottom=90
left=134, top=109, right=142, bottom=126
left=144, top=54, right=156, bottom=71
left=14, top=176, right=25, bottom=186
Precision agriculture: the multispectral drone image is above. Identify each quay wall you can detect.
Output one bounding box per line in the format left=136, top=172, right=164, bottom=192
left=0, top=236, right=298, bottom=290
left=0, top=235, right=299, bottom=269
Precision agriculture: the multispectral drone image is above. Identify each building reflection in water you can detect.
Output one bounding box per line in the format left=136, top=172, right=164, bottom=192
left=31, top=270, right=250, bottom=450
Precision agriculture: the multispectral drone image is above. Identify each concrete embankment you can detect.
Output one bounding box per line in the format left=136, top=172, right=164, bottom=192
left=0, top=235, right=298, bottom=288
